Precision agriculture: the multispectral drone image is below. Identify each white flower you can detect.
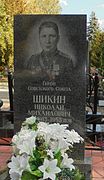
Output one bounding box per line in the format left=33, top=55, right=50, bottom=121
left=8, top=154, right=29, bottom=177
left=17, top=139, right=36, bottom=155
left=49, top=123, right=68, bottom=140
left=13, top=130, right=37, bottom=155
left=12, top=129, right=35, bottom=146
left=25, top=116, right=37, bottom=125
left=61, top=153, right=75, bottom=170
left=21, top=125, right=29, bottom=130
left=37, top=122, right=74, bottom=153
left=37, top=122, right=52, bottom=143
left=18, top=129, right=36, bottom=141
left=37, top=122, right=50, bottom=134
left=65, top=129, right=84, bottom=144
left=38, top=122, right=49, bottom=129
left=44, top=123, right=71, bottom=152
left=46, top=149, right=54, bottom=158
left=49, top=138, right=69, bottom=153
left=10, top=172, right=21, bottom=180
left=17, top=132, right=37, bottom=155
left=39, top=159, right=61, bottom=180
left=49, top=139, right=59, bottom=152
left=38, top=123, right=73, bottom=152
left=12, top=134, right=19, bottom=145
left=58, top=138, right=71, bottom=151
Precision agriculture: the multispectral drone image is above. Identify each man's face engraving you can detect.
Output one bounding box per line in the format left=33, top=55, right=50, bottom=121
left=39, top=27, right=59, bottom=53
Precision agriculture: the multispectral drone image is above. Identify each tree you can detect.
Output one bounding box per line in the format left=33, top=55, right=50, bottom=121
left=88, top=11, right=104, bottom=75
left=3, top=0, right=61, bottom=15
left=98, top=32, right=104, bottom=76
left=0, top=15, right=13, bottom=71
left=0, top=0, right=61, bottom=73
left=88, top=11, right=99, bottom=42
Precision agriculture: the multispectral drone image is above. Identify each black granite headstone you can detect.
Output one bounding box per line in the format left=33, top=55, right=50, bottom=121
left=14, top=15, right=87, bottom=160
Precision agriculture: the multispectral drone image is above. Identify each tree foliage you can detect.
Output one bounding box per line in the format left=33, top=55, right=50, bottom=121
left=88, top=11, right=104, bottom=76
left=88, top=11, right=99, bottom=42
left=0, top=15, right=13, bottom=71
left=3, top=0, right=61, bottom=15
left=0, top=0, right=61, bottom=72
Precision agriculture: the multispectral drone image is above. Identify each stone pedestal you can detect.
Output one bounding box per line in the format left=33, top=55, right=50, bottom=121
left=75, top=157, right=92, bottom=180
left=0, top=168, right=9, bottom=180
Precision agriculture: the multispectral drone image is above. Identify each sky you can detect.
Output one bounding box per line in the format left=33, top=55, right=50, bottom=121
left=60, top=0, right=104, bottom=29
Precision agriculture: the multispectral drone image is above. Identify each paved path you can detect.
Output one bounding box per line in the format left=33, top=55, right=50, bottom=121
left=85, top=146, right=104, bottom=179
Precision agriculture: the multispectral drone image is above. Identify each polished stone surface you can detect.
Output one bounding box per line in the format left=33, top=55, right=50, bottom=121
left=14, top=15, right=87, bottom=160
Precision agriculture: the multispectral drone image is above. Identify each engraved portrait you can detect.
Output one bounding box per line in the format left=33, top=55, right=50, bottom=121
left=24, top=20, right=74, bottom=80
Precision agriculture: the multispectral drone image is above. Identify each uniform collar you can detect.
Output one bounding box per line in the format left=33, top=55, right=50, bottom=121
left=41, top=49, right=58, bottom=58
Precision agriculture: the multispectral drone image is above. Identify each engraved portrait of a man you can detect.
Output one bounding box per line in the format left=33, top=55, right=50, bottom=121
left=25, top=21, right=73, bottom=80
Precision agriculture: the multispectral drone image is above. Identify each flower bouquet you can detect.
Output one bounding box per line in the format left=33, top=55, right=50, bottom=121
left=8, top=116, right=85, bottom=180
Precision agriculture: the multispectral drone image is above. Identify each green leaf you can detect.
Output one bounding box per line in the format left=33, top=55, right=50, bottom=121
left=21, top=171, right=36, bottom=180
left=33, top=149, right=41, bottom=159
left=28, top=123, right=38, bottom=131
left=54, top=150, right=62, bottom=167
left=30, top=169, right=43, bottom=177
left=29, top=149, right=44, bottom=171
left=29, top=157, right=38, bottom=171
left=59, top=168, right=85, bottom=180
left=73, top=169, right=85, bottom=180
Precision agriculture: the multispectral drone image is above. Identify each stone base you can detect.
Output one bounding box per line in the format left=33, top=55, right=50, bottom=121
left=74, top=157, right=92, bottom=180
left=0, top=168, right=9, bottom=180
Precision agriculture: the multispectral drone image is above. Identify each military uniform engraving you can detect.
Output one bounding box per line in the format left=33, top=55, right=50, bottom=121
left=26, top=50, right=72, bottom=80
left=25, top=21, right=73, bottom=80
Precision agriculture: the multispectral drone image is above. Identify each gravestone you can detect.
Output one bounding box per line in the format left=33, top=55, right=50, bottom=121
left=14, top=15, right=87, bottom=160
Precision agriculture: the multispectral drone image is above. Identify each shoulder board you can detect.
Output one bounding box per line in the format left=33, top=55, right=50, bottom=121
left=58, top=51, right=70, bottom=59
